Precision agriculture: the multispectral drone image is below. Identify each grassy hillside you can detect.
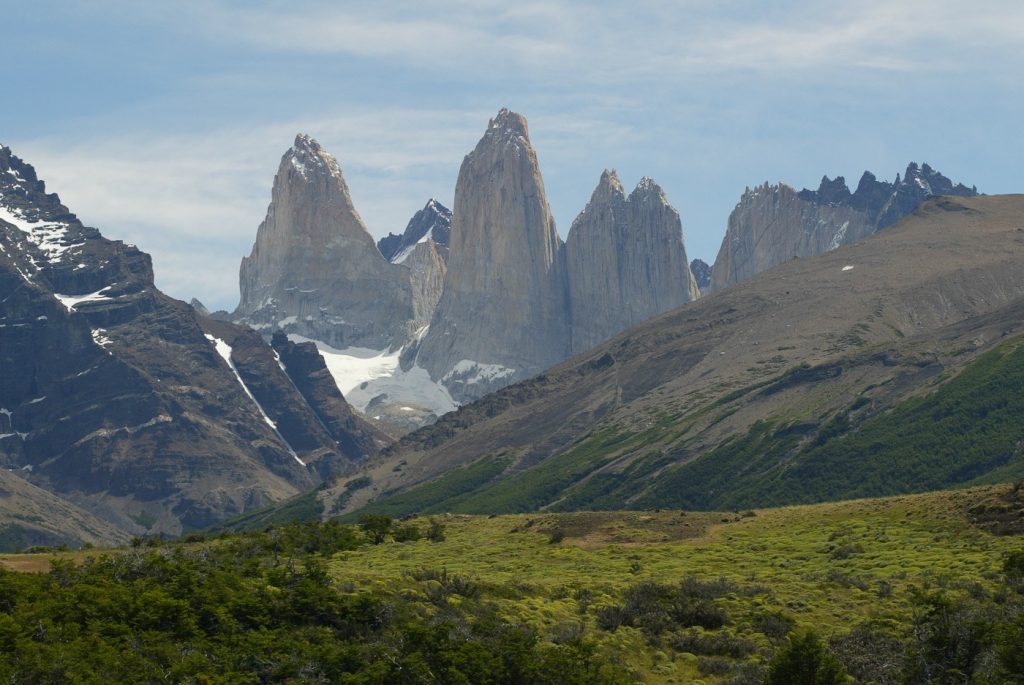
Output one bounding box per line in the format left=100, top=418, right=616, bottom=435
left=0, top=485, right=1022, bottom=683
left=345, top=332, right=1024, bottom=519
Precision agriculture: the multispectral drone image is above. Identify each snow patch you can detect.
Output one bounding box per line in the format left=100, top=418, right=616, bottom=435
left=444, top=359, right=516, bottom=385
left=0, top=205, right=82, bottom=262
left=205, top=334, right=304, bottom=466
left=54, top=286, right=114, bottom=312
left=828, top=221, right=850, bottom=252
left=289, top=334, right=457, bottom=417
left=91, top=328, right=113, bottom=349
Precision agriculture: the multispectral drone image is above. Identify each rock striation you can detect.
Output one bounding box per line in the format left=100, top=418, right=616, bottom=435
left=0, top=144, right=384, bottom=537
left=236, top=134, right=414, bottom=349
left=710, top=163, right=978, bottom=291
left=565, top=171, right=699, bottom=354
left=415, top=109, right=571, bottom=402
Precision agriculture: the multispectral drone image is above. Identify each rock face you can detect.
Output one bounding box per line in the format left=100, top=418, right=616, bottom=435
left=378, top=200, right=452, bottom=330
left=236, top=134, right=414, bottom=349
left=377, top=199, right=451, bottom=263
left=565, top=171, right=699, bottom=354
left=232, top=114, right=707, bottom=414
left=199, top=318, right=388, bottom=478
left=269, top=331, right=389, bottom=468
left=710, top=163, right=978, bottom=291
left=0, top=145, right=383, bottom=537
left=690, top=259, right=711, bottom=291
left=416, top=109, right=571, bottom=402
left=402, top=240, right=448, bottom=330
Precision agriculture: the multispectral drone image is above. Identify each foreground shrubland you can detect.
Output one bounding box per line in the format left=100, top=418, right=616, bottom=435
left=1, top=484, right=1023, bottom=683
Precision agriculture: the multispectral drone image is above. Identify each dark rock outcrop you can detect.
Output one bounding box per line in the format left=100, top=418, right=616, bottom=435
left=270, top=331, right=389, bottom=468
left=377, top=199, right=451, bottom=263
left=690, top=259, right=711, bottom=291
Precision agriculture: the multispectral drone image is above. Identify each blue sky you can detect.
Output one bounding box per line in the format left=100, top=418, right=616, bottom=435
left=4, top=0, right=1022, bottom=310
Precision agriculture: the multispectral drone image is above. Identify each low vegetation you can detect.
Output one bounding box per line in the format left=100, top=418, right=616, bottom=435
left=0, top=485, right=1022, bottom=683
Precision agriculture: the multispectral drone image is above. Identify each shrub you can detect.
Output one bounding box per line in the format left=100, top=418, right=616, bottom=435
left=754, top=611, right=795, bottom=641
left=765, top=631, right=848, bottom=685
left=393, top=524, right=422, bottom=542
left=426, top=518, right=446, bottom=542
left=829, top=623, right=903, bottom=685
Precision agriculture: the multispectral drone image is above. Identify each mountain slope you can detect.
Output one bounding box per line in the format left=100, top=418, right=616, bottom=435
left=0, top=145, right=381, bottom=536
left=0, top=470, right=130, bottom=550
left=323, top=195, right=1024, bottom=516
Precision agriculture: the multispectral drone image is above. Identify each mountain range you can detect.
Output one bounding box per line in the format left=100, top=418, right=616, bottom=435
left=318, top=193, right=1024, bottom=519
left=0, top=108, right=1005, bottom=547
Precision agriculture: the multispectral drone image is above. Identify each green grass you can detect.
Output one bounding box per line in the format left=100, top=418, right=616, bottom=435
left=208, top=488, right=324, bottom=532
left=325, top=485, right=1024, bottom=683
left=349, top=453, right=513, bottom=519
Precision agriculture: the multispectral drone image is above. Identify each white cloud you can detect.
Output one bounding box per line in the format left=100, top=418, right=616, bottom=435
left=134, top=0, right=1024, bottom=80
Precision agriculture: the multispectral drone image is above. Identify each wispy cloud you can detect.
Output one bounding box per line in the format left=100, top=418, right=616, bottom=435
left=138, top=0, right=1024, bottom=79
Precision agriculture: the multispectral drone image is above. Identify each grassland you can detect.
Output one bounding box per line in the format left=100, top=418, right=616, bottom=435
left=325, top=484, right=1023, bottom=683
left=1, top=484, right=1021, bottom=683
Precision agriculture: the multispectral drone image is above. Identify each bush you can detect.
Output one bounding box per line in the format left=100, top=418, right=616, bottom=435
left=765, top=631, right=848, bottom=685
left=393, top=524, right=422, bottom=542
left=754, top=611, right=794, bottom=641
left=669, top=630, right=756, bottom=657
left=829, top=623, right=903, bottom=685
left=426, top=518, right=446, bottom=542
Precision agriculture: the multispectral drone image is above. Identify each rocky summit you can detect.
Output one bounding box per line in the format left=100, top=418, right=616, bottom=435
left=413, top=110, right=703, bottom=403
left=565, top=170, right=699, bottom=355
left=709, top=163, right=978, bottom=291
left=0, top=145, right=384, bottom=537
left=236, top=134, right=415, bottom=350
left=377, top=199, right=451, bottom=263
left=415, top=109, right=571, bottom=402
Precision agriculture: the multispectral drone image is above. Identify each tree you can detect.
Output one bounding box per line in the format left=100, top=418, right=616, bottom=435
left=357, top=514, right=394, bottom=544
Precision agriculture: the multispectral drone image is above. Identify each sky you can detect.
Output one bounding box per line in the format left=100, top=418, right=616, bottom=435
left=3, top=0, right=1022, bottom=310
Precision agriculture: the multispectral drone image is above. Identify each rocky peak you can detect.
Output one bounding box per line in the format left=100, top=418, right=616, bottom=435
left=566, top=172, right=699, bottom=354
left=377, top=199, right=452, bottom=263
left=593, top=169, right=626, bottom=201
left=710, top=162, right=980, bottom=291
left=488, top=107, right=530, bottom=140
left=629, top=176, right=668, bottom=204
left=415, top=108, right=569, bottom=402
left=690, top=258, right=711, bottom=291
left=235, top=135, right=414, bottom=350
